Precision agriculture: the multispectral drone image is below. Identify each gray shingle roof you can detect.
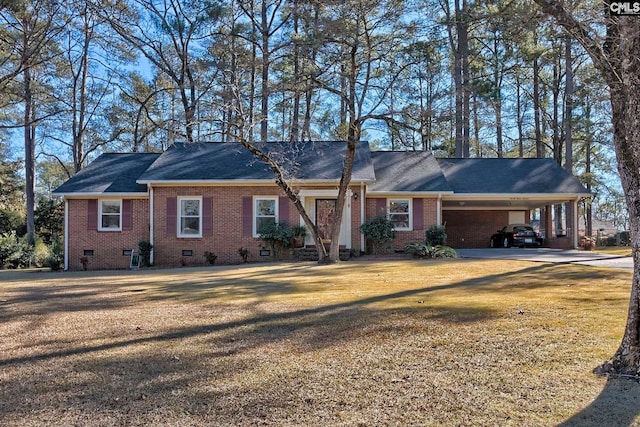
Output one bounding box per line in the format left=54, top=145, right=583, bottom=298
left=53, top=144, right=589, bottom=198
left=53, top=153, right=160, bottom=195
left=368, top=151, right=452, bottom=193
left=437, top=158, right=589, bottom=194
left=138, top=141, right=376, bottom=182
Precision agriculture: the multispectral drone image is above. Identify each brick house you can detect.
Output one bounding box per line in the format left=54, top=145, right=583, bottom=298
left=53, top=141, right=590, bottom=270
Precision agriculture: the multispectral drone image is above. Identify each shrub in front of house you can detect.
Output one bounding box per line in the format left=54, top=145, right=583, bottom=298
left=361, top=216, right=395, bottom=255
left=138, top=240, right=153, bottom=267
left=0, top=232, right=36, bottom=269
left=426, top=224, right=447, bottom=246
left=45, top=237, right=64, bottom=271
left=404, top=242, right=458, bottom=259
left=258, top=221, right=293, bottom=260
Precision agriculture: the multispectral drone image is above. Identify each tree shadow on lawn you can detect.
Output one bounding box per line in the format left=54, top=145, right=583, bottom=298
left=0, top=261, right=635, bottom=424
left=0, top=303, right=498, bottom=424
left=559, top=376, right=640, bottom=427
left=0, top=264, right=326, bottom=322
left=1, top=262, right=563, bottom=370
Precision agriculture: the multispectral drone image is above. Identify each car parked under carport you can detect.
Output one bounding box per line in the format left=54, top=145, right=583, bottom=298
left=489, top=224, right=543, bottom=248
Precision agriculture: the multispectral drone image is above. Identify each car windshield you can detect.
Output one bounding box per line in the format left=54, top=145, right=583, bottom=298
left=513, top=226, right=533, bottom=232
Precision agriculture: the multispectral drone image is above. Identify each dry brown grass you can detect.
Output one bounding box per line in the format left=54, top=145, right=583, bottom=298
left=595, top=247, right=633, bottom=257
left=1, top=259, right=639, bottom=426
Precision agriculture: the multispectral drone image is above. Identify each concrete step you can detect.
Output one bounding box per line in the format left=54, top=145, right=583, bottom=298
left=293, top=248, right=352, bottom=261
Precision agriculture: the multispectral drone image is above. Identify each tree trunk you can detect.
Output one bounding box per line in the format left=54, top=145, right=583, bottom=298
left=260, top=0, right=269, bottom=142
left=564, top=37, right=574, bottom=239
left=24, top=64, right=35, bottom=246
left=516, top=75, right=524, bottom=158
left=533, top=53, right=544, bottom=157
left=495, top=97, right=503, bottom=158
left=460, top=0, right=470, bottom=158
left=533, top=0, right=640, bottom=376
left=290, top=0, right=300, bottom=142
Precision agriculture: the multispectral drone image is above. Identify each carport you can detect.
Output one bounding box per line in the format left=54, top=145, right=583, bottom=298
left=436, top=158, right=591, bottom=249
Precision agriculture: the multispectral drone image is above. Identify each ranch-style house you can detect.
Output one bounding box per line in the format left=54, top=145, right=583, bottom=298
left=53, top=141, right=590, bottom=270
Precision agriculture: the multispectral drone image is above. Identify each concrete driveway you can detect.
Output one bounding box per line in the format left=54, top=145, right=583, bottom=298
left=456, top=248, right=634, bottom=270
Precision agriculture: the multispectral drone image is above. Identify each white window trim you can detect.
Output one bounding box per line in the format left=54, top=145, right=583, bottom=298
left=253, top=196, right=278, bottom=238
left=388, top=198, right=412, bottom=231
left=177, top=196, right=203, bottom=238
left=98, top=199, right=122, bottom=231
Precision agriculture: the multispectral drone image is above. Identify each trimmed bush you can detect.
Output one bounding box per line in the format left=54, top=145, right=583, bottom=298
left=426, top=225, right=447, bottom=246
left=360, top=216, right=395, bottom=254
left=259, top=221, right=293, bottom=260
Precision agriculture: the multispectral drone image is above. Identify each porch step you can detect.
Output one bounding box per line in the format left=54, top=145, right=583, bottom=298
left=293, top=248, right=352, bottom=261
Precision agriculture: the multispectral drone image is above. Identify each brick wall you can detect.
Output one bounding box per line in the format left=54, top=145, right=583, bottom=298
left=152, top=185, right=364, bottom=267
left=443, top=210, right=530, bottom=248
left=66, top=186, right=410, bottom=269
left=153, top=186, right=295, bottom=266
left=67, top=198, right=149, bottom=271
left=364, top=197, right=439, bottom=252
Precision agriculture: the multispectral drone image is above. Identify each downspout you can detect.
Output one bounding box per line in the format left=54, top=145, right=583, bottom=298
left=64, top=198, right=69, bottom=271
left=360, top=181, right=365, bottom=254
left=149, top=185, right=154, bottom=265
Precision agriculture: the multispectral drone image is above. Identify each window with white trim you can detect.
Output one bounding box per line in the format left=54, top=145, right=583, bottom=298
left=99, top=200, right=122, bottom=231
left=254, top=197, right=278, bottom=237
left=178, top=196, right=202, bottom=238
left=388, top=199, right=411, bottom=230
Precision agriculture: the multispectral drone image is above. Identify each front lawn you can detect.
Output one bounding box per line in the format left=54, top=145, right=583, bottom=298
left=0, top=259, right=638, bottom=426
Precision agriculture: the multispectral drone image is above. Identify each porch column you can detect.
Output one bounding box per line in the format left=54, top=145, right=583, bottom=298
left=64, top=198, right=69, bottom=271
left=360, top=182, right=365, bottom=254
left=572, top=198, right=579, bottom=248
left=149, top=185, right=155, bottom=265
left=545, top=204, right=553, bottom=241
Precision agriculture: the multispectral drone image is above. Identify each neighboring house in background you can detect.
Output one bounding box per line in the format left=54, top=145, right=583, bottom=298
left=53, top=141, right=590, bottom=270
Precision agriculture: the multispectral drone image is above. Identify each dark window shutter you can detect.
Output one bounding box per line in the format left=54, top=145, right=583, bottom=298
left=166, top=197, right=177, bottom=236
left=242, top=197, right=253, bottom=237
left=376, top=198, right=387, bottom=217
left=278, top=196, right=290, bottom=223
left=122, top=200, right=132, bottom=231
left=202, top=197, right=213, bottom=236
left=87, top=199, right=97, bottom=230
left=413, top=198, right=424, bottom=230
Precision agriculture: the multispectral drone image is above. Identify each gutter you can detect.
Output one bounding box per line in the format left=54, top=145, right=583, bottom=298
left=136, top=178, right=377, bottom=186
left=52, top=192, right=149, bottom=198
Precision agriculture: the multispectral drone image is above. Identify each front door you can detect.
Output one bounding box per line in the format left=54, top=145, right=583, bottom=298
left=316, top=199, right=336, bottom=242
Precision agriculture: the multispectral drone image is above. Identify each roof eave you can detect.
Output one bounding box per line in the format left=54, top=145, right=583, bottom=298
left=138, top=178, right=376, bottom=186
left=366, top=190, right=454, bottom=196
left=442, top=192, right=591, bottom=200
left=53, top=191, right=150, bottom=198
